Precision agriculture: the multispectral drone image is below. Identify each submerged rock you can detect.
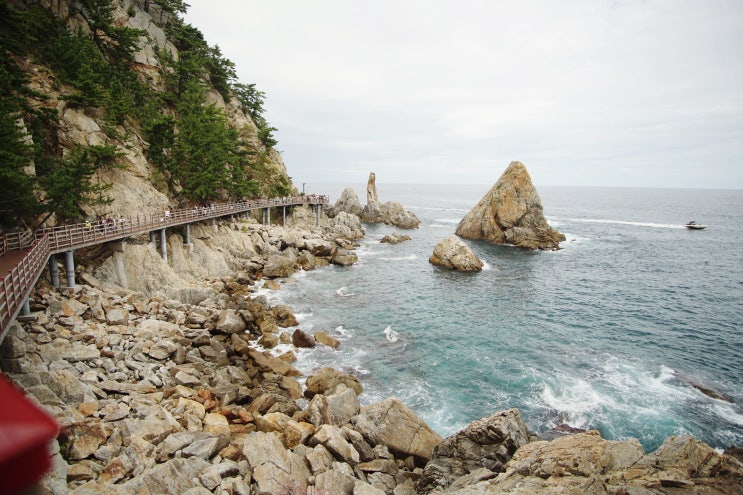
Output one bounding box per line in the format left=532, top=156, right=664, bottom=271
left=456, top=161, right=565, bottom=250
left=429, top=236, right=483, bottom=271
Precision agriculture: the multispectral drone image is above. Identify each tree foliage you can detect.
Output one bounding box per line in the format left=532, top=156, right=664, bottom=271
left=0, top=0, right=290, bottom=229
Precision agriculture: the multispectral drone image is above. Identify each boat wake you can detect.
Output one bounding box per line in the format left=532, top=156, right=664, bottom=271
left=560, top=218, right=684, bottom=229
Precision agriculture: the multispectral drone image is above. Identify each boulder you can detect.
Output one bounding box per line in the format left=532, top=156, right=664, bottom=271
left=272, top=304, right=299, bottom=327
left=330, top=247, right=358, bottom=267
left=243, top=431, right=311, bottom=495
left=292, top=329, right=316, bottom=348
left=215, top=309, right=246, bottom=334
left=263, top=250, right=297, bottom=278
left=455, top=161, right=565, bottom=250
left=351, top=397, right=442, bottom=464
left=305, top=368, right=362, bottom=398
left=380, top=201, right=421, bottom=229
left=300, top=384, right=360, bottom=427
left=380, top=233, right=411, bottom=244
left=315, top=331, right=341, bottom=350
left=429, top=236, right=483, bottom=271
left=310, top=424, right=360, bottom=464
left=326, top=211, right=365, bottom=240
left=416, top=408, right=531, bottom=493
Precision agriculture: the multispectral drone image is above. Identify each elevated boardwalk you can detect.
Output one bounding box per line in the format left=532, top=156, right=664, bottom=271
left=0, top=196, right=328, bottom=340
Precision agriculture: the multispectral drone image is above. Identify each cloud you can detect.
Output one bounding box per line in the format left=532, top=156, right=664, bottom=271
left=185, top=0, right=743, bottom=188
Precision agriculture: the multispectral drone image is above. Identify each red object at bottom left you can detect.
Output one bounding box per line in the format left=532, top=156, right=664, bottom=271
left=0, top=374, right=60, bottom=494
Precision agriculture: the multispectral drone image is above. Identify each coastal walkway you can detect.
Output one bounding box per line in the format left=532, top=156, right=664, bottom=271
left=0, top=195, right=328, bottom=341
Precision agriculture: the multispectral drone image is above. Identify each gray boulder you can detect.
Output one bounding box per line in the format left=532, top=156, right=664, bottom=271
left=416, top=408, right=531, bottom=493
left=351, top=397, right=442, bottom=465
left=429, top=236, right=483, bottom=272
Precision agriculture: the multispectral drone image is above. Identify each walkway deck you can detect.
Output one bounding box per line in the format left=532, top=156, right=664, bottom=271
left=0, top=195, right=327, bottom=340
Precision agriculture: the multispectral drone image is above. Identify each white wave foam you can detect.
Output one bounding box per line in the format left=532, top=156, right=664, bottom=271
left=335, top=287, right=355, bottom=297
left=380, top=254, right=417, bottom=261
left=481, top=261, right=494, bottom=271
left=710, top=403, right=743, bottom=426
left=334, top=325, right=353, bottom=338
left=434, top=218, right=461, bottom=224
left=540, top=380, right=615, bottom=429
left=383, top=325, right=399, bottom=343
left=294, top=311, right=313, bottom=323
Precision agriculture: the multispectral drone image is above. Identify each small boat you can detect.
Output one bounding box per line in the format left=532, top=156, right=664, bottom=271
left=684, top=221, right=706, bottom=230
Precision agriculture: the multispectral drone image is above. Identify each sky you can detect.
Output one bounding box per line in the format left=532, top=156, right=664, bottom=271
left=184, top=1, right=743, bottom=189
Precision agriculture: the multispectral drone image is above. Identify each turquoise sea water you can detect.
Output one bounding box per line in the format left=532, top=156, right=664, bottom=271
left=270, top=184, right=743, bottom=451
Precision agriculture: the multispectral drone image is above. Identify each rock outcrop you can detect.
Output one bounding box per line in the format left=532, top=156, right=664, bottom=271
left=359, top=172, right=421, bottom=229
left=367, top=172, right=380, bottom=204
left=429, top=236, right=484, bottom=271
left=330, top=188, right=363, bottom=217
left=417, top=409, right=531, bottom=493
left=380, top=233, right=411, bottom=244
left=440, top=431, right=743, bottom=494
left=456, top=161, right=565, bottom=250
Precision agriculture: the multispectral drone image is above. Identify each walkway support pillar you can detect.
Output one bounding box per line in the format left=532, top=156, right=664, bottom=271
left=316, top=205, right=321, bottom=227
left=49, top=254, right=59, bottom=288
left=21, top=297, right=30, bottom=316
left=267, top=207, right=271, bottom=225
left=184, top=223, right=191, bottom=245
left=150, top=230, right=156, bottom=246
left=159, top=228, right=167, bottom=262
left=283, top=206, right=286, bottom=226
left=64, top=250, right=75, bottom=288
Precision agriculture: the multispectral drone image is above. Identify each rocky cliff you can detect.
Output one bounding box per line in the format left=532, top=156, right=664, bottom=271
left=456, top=161, right=565, bottom=250
left=2, top=0, right=292, bottom=228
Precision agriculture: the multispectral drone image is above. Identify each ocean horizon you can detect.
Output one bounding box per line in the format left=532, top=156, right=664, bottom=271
left=264, top=183, right=743, bottom=452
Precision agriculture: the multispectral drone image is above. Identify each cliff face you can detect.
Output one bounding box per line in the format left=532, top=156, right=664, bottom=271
left=4, top=0, right=291, bottom=226
left=456, top=161, right=565, bottom=250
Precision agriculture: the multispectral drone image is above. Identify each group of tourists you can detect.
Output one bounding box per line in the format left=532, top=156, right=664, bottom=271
left=83, top=215, right=128, bottom=235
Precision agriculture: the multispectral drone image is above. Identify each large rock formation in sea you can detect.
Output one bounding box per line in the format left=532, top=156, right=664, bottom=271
left=429, top=236, right=484, bottom=271
left=360, top=172, right=421, bottom=229
left=456, top=161, right=565, bottom=250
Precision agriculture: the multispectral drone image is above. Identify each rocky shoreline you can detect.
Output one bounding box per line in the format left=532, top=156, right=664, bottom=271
left=2, top=207, right=742, bottom=494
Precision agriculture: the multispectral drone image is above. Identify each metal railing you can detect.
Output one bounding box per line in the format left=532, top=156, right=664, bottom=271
left=0, top=195, right=328, bottom=337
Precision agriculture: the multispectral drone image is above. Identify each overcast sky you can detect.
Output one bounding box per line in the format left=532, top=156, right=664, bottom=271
left=184, top=1, right=743, bottom=189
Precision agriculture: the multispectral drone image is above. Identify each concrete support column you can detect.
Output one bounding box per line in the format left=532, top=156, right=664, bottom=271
left=211, top=218, right=217, bottom=231
left=21, top=297, right=30, bottom=316
left=184, top=223, right=191, bottom=245
left=283, top=206, right=286, bottom=226
left=150, top=230, right=156, bottom=246
left=49, top=254, right=59, bottom=288
left=159, top=228, right=167, bottom=262
left=267, top=207, right=271, bottom=225
left=64, top=250, right=75, bottom=288
left=316, top=205, right=321, bottom=226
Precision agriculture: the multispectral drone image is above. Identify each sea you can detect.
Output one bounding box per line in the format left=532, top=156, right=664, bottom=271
left=259, top=183, right=743, bottom=452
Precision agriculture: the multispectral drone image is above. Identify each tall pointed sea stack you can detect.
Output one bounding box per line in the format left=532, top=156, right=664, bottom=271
left=456, top=161, right=565, bottom=250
